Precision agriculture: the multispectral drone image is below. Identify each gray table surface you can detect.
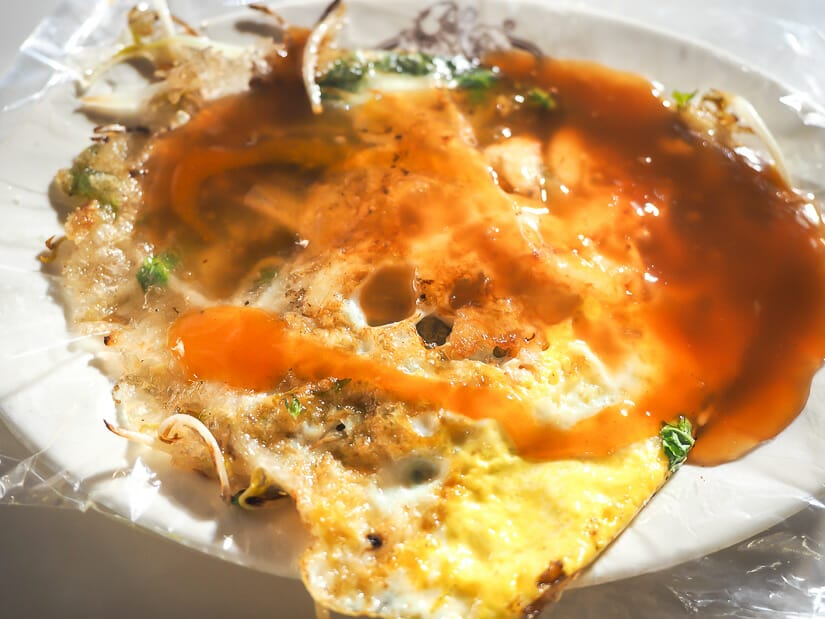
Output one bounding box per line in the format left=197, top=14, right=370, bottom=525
left=1, top=2, right=823, bottom=619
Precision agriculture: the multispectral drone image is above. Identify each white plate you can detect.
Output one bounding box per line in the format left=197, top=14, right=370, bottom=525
left=1, top=0, right=824, bottom=592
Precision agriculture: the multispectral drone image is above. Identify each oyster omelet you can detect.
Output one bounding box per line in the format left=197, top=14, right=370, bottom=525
left=51, top=4, right=825, bottom=618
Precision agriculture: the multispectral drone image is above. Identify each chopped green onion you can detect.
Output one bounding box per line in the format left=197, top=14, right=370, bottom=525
left=672, top=89, right=697, bottom=110
left=253, top=266, right=279, bottom=289
left=136, top=252, right=179, bottom=291
left=456, top=67, right=498, bottom=91
left=284, top=396, right=304, bottom=419
left=69, top=165, right=122, bottom=209
left=374, top=52, right=436, bottom=76
left=527, top=87, right=557, bottom=111
left=317, top=56, right=366, bottom=92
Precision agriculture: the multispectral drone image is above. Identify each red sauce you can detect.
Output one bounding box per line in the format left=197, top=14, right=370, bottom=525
left=142, top=39, right=825, bottom=465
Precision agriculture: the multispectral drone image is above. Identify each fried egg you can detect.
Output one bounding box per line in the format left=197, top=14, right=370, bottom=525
left=52, top=8, right=825, bottom=618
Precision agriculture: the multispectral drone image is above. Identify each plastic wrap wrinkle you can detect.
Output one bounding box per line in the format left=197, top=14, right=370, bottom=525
left=0, top=1, right=824, bottom=618
left=550, top=503, right=825, bottom=618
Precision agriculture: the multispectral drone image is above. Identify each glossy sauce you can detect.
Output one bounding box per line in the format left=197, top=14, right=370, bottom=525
left=360, top=264, right=417, bottom=326
left=142, top=40, right=825, bottom=465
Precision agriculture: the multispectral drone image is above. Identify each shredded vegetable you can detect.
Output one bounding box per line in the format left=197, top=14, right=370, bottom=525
left=303, top=0, right=347, bottom=114
left=678, top=88, right=792, bottom=184
left=105, top=414, right=232, bottom=500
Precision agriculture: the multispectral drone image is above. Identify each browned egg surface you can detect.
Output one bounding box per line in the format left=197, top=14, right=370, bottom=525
left=139, top=40, right=825, bottom=465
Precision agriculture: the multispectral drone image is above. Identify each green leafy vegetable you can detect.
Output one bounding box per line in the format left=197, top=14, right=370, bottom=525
left=374, top=52, right=436, bottom=76
left=672, top=89, right=697, bottom=110
left=660, top=416, right=695, bottom=473
left=333, top=378, right=352, bottom=392
left=456, top=67, right=498, bottom=91
left=253, top=266, right=279, bottom=289
left=318, top=56, right=366, bottom=92
left=316, top=52, right=502, bottom=104
left=319, top=52, right=437, bottom=95
left=136, top=252, right=179, bottom=291
left=526, top=87, right=557, bottom=111
left=284, top=396, right=304, bottom=419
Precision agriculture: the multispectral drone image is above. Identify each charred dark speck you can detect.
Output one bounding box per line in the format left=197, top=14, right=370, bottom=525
left=335, top=421, right=346, bottom=432
left=416, top=315, right=452, bottom=348
left=366, top=533, right=384, bottom=549
left=521, top=561, right=567, bottom=618
left=403, top=457, right=441, bottom=485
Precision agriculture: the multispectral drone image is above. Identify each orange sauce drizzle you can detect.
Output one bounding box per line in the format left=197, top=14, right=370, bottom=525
left=170, top=306, right=660, bottom=459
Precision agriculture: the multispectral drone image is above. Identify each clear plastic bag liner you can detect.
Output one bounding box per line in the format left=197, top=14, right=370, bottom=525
left=0, top=1, right=823, bottom=617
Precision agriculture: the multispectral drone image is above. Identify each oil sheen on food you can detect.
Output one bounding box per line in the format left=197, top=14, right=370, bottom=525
left=139, top=42, right=825, bottom=466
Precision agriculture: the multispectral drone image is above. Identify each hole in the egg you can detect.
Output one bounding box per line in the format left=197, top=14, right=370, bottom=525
left=416, top=315, right=452, bottom=348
